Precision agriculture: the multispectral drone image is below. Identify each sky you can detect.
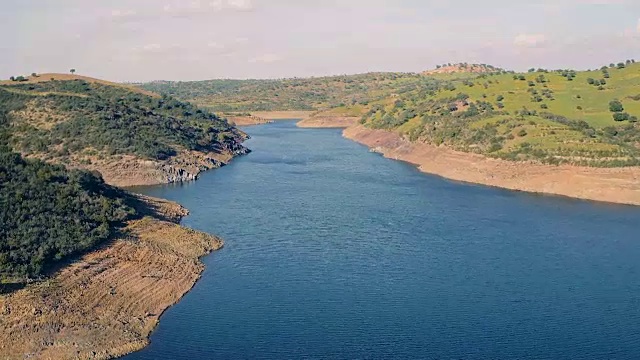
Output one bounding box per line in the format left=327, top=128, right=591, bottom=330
left=2, top=0, right=639, bottom=81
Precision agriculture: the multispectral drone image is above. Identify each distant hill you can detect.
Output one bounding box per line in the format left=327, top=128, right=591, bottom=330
left=0, top=75, right=249, bottom=186
left=139, top=60, right=640, bottom=168
left=138, top=73, right=431, bottom=112
left=422, top=63, right=505, bottom=76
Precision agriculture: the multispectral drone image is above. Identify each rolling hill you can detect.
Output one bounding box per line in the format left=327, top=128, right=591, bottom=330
left=139, top=72, right=434, bottom=112
left=140, top=60, right=640, bottom=168
left=1, top=74, right=249, bottom=186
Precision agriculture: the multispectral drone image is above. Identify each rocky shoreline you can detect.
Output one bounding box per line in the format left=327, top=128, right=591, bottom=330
left=297, top=118, right=640, bottom=206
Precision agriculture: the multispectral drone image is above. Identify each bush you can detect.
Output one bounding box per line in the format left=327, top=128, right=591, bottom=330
left=517, top=129, right=527, bottom=137
left=609, top=100, right=624, bottom=112
left=496, top=95, right=504, bottom=102
left=613, top=112, right=630, bottom=121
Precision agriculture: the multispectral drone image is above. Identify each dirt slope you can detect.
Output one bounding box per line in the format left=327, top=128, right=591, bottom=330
left=343, top=125, right=640, bottom=205
left=0, top=198, right=223, bottom=359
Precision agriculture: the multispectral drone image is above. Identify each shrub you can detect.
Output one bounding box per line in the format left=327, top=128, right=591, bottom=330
left=517, top=129, right=527, bottom=137
left=613, top=112, right=630, bottom=121
left=609, top=100, right=624, bottom=112
left=497, top=95, right=504, bottom=102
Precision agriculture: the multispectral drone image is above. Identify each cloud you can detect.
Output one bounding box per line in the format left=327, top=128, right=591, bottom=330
left=111, top=9, right=137, bottom=18
left=162, top=0, right=253, bottom=16
left=514, top=33, right=547, bottom=47
left=248, top=53, right=283, bottom=63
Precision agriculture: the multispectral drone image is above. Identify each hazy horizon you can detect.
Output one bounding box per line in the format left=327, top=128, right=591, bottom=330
left=3, top=0, right=640, bottom=82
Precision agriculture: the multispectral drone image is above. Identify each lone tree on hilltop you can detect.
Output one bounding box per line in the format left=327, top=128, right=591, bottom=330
left=70, top=69, right=76, bottom=75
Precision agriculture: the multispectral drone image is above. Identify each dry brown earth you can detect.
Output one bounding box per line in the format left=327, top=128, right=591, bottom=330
left=343, top=125, right=640, bottom=206
left=0, top=197, right=223, bottom=359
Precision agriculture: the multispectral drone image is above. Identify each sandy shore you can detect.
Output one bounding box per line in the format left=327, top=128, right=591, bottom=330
left=297, top=116, right=360, bottom=128
left=250, top=111, right=315, bottom=120
left=294, top=115, right=640, bottom=206
left=343, top=125, right=640, bottom=206
left=0, top=195, right=223, bottom=359
left=224, top=114, right=274, bottom=126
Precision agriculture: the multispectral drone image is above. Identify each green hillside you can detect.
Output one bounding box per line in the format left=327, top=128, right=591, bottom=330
left=139, top=73, right=435, bottom=112
left=357, top=61, right=640, bottom=167
left=0, top=77, right=247, bottom=171
left=139, top=60, right=639, bottom=167
left=0, top=112, right=134, bottom=283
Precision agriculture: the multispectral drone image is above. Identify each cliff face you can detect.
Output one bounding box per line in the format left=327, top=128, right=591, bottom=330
left=77, top=134, right=251, bottom=187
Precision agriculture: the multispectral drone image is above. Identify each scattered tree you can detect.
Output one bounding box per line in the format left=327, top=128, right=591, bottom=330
left=609, top=100, right=624, bottom=113
left=613, top=112, right=630, bottom=121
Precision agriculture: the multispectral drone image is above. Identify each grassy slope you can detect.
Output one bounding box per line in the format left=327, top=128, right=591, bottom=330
left=430, top=63, right=640, bottom=128
left=1, top=73, right=158, bottom=98
left=348, top=63, right=640, bottom=167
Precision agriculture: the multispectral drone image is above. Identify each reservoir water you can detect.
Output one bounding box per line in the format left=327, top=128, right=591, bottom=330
left=127, top=121, right=640, bottom=359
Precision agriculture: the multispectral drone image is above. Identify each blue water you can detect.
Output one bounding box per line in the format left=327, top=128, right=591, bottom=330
left=127, top=121, right=640, bottom=359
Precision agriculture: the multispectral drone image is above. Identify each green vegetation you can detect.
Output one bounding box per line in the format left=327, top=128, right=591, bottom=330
left=0, top=112, right=134, bottom=282
left=356, top=61, right=640, bottom=167
left=0, top=79, right=246, bottom=164
left=139, top=73, right=435, bottom=112
left=140, top=60, right=640, bottom=167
